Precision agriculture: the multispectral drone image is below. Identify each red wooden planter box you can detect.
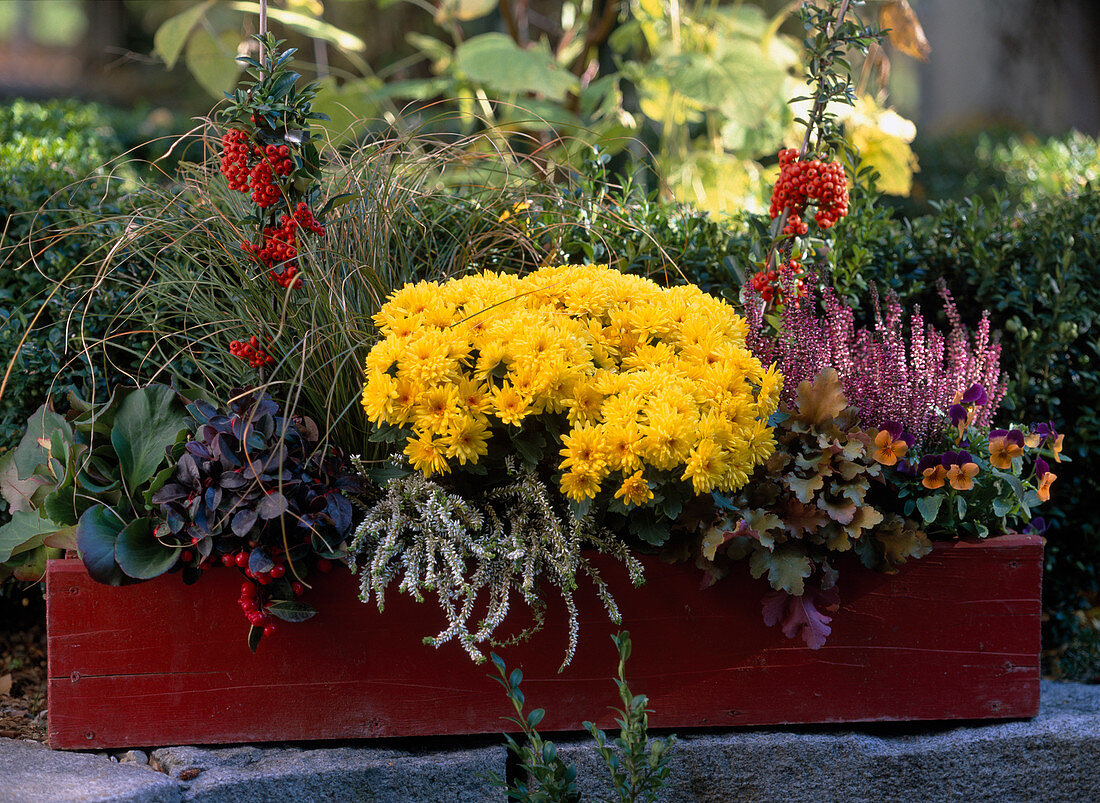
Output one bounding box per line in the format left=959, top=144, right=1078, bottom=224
left=46, top=532, right=1042, bottom=750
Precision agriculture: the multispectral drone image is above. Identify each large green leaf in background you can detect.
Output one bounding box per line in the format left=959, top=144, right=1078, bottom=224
left=153, top=0, right=216, bottom=69
left=454, top=34, right=579, bottom=102
left=186, top=26, right=243, bottom=99
left=0, top=510, right=57, bottom=563
left=110, top=385, right=189, bottom=493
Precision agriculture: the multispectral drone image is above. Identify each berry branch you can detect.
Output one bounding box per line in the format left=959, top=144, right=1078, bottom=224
left=217, top=33, right=331, bottom=373
left=763, top=0, right=880, bottom=275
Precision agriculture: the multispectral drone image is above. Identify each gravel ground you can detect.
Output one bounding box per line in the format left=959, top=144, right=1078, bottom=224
left=0, top=591, right=47, bottom=742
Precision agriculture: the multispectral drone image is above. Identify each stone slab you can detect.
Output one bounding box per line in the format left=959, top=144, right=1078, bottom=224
left=553, top=680, right=1100, bottom=802
left=4, top=681, right=1099, bottom=801
left=0, top=738, right=180, bottom=803
left=150, top=742, right=506, bottom=803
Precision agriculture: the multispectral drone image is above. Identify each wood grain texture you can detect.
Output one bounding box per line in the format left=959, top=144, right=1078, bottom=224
left=47, top=533, right=1042, bottom=749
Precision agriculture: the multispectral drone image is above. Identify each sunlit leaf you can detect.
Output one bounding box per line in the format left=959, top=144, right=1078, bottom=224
left=185, top=27, right=243, bottom=99
left=880, top=0, right=931, bottom=61
left=454, top=33, right=579, bottom=102
left=228, top=2, right=367, bottom=52
left=154, top=0, right=216, bottom=69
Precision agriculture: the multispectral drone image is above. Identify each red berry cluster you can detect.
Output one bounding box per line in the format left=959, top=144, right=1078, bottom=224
left=749, top=259, right=806, bottom=304
left=229, top=335, right=275, bottom=368
left=248, top=144, right=294, bottom=208
left=769, top=149, right=850, bottom=235
left=219, top=131, right=294, bottom=208
left=221, top=550, right=325, bottom=636
left=241, top=202, right=326, bottom=289
left=220, top=129, right=252, bottom=192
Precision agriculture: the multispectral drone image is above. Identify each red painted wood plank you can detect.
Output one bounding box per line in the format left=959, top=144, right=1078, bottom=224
left=47, top=533, right=1042, bottom=749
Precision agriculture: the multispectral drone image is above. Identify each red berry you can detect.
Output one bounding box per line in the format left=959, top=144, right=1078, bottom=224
left=235, top=552, right=249, bottom=568
left=221, top=554, right=235, bottom=568
left=316, top=558, right=333, bottom=573
left=270, top=565, right=286, bottom=579
left=263, top=624, right=277, bottom=637
left=291, top=582, right=305, bottom=596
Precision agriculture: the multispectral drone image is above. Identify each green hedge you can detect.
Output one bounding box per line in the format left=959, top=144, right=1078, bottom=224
left=0, top=99, right=164, bottom=454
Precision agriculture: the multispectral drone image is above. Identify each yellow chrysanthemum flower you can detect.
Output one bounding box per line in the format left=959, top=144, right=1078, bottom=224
left=615, top=471, right=654, bottom=507
left=492, top=382, right=532, bottom=427
left=560, top=468, right=602, bottom=502
left=443, top=414, right=491, bottom=466
left=361, top=370, right=398, bottom=424
left=559, top=425, right=608, bottom=476
left=404, top=432, right=450, bottom=477
left=682, top=439, right=729, bottom=494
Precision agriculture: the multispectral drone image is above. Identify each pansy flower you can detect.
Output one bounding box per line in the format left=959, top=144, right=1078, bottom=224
left=988, top=429, right=1025, bottom=470
left=942, top=451, right=979, bottom=491
left=947, top=404, right=968, bottom=440
left=1024, top=517, right=1047, bottom=535
left=1027, top=422, right=1064, bottom=462
left=1035, top=456, right=1057, bottom=502
left=960, top=384, right=989, bottom=406
left=872, top=421, right=909, bottom=466
left=918, top=455, right=947, bottom=489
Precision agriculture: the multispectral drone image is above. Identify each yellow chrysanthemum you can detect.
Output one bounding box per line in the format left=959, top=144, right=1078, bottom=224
left=603, top=422, right=643, bottom=473
left=414, top=385, right=460, bottom=435
left=682, top=439, right=729, bottom=494
left=361, top=370, right=398, bottom=424
left=559, top=425, right=608, bottom=476
left=492, top=383, right=532, bottom=427
left=404, top=432, right=450, bottom=477
left=639, top=404, right=694, bottom=470
left=560, top=468, right=602, bottom=502
left=614, top=471, right=654, bottom=507
left=443, top=414, right=491, bottom=466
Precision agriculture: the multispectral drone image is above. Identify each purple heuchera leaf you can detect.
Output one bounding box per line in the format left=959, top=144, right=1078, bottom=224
left=961, top=384, right=988, bottom=405
left=761, top=585, right=841, bottom=649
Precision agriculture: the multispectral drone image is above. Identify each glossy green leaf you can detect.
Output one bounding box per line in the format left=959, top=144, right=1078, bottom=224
left=265, top=600, right=317, bottom=622
left=115, top=518, right=177, bottom=580
left=75, top=505, right=127, bottom=586
left=111, top=385, right=189, bottom=492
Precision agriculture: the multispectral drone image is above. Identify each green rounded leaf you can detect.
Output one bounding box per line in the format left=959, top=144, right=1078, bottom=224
left=111, top=385, right=189, bottom=492
left=115, top=518, right=178, bottom=580
left=75, top=505, right=127, bottom=585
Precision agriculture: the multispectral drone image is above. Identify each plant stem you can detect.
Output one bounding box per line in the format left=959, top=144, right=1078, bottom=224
left=766, top=0, right=852, bottom=269
left=259, top=0, right=268, bottom=75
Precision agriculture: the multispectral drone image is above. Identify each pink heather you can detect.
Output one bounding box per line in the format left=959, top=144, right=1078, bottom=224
left=747, top=276, right=1004, bottom=445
